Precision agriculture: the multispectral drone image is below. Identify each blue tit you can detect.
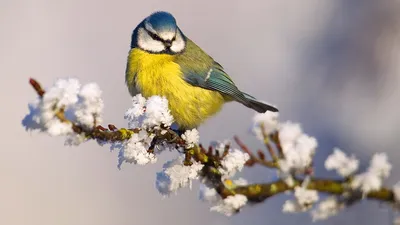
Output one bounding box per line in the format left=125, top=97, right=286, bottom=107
left=126, top=11, right=278, bottom=130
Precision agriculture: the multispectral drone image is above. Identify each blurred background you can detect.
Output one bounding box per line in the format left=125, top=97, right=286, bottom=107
left=1, top=0, right=400, bottom=224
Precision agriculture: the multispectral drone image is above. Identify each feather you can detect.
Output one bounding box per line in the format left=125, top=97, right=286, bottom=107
left=176, top=39, right=278, bottom=113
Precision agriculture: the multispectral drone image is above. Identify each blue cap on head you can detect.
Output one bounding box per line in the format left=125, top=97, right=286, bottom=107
left=145, top=11, right=177, bottom=33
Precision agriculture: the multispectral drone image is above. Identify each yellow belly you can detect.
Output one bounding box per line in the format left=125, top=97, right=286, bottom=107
left=126, top=48, right=225, bottom=129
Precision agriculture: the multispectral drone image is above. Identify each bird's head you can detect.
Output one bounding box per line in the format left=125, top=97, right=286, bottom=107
left=131, top=11, right=186, bottom=54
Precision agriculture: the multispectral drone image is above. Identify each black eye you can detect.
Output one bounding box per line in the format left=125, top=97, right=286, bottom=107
left=151, top=32, right=163, bottom=41
left=144, top=28, right=163, bottom=42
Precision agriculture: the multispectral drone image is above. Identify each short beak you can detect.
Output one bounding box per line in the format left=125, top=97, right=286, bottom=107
left=164, top=41, right=172, bottom=48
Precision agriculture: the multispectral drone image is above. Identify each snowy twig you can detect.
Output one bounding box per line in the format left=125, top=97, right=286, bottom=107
left=234, top=136, right=277, bottom=168
left=28, top=78, right=177, bottom=142
left=230, top=136, right=394, bottom=203
left=26, top=78, right=231, bottom=196
left=24, top=78, right=400, bottom=219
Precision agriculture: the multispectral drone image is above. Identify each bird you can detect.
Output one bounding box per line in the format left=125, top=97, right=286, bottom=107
left=125, top=11, right=278, bottom=130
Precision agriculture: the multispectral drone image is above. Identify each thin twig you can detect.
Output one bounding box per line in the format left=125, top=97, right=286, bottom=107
left=271, top=132, right=284, bottom=158
left=260, top=123, right=278, bottom=160
left=233, top=136, right=276, bottom=168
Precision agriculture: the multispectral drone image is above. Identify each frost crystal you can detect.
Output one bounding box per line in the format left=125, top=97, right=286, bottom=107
left=279, top=122, right=303, bottom=149
left=351, top=153, right=391, bottom=195
left=143, top=96, right=174, bottom=128
left=43, top=78, right=81, bottom=108
left=325, top=148, right=359, bottom=177
left=294, top=186, right=319, bottom=208
left=45, top=120, right=73, bottom=136
left=276, top=122, right=317, bottom=175
left=23, top=78, right=82, bottom=136
left=278, top=132, right=317, bottom=174
left=369, top=153, right=392, bottom=178
left=311, top=197, right=342, bottom=221
left=252, top=111, right=279, bottom=139
left=283, top=200, right=303, bottom=213
left=64, top=133, right=86, bottom=146
left=74, top=83, right=103, bottom=128
left=181, top=128, right=199, bottom=149
left=210, top=194, right=248, bottom=216
left=156, top=156, right=204, bottom=196
left=283, top=186, right=319, bottom=213
left=351, top=172, right=382, bottom=194
left=124, top=94, right=147, bottom=128
left=218, top=149, right=250, bottom=178
left=119, top=130, right=156, bottom=166
left=124, top=95, right=174, bottom=129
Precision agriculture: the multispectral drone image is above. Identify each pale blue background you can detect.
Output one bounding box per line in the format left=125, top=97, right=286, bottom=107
left=1, top=0, right=400, bottom=224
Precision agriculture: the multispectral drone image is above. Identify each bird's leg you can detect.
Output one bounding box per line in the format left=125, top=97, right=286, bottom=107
left=167, top=136, right=177, bottom=143
left=171, top=128, right=186, bottom=137
left=166, top=128, right=187, bottom=143
left=147, top=136, right=158, bottom=154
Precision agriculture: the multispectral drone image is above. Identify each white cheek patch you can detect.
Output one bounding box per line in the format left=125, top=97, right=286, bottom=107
left=137, top=27, right=165, bottom=52
left=170, top=30, right=185, bottom=53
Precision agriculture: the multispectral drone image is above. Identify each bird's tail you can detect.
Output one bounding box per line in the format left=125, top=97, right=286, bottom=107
left=241, top=92, right=278, bottom=113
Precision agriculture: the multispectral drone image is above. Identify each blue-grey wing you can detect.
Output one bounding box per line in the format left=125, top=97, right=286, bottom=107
left=182, top=64, right=278, bottom=113
left=176, top=39, right=278, bottom=112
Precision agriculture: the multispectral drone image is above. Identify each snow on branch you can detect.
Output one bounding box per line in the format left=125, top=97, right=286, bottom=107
left=23, top=78, right=400, bottom=220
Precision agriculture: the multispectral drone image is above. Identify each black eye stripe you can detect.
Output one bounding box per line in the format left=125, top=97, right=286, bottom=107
left=144, top=27, right=176, bottom=43
left=146, top=29, right=163, bottom=41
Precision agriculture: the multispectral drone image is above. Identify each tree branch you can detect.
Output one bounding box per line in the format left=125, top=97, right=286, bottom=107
left=27, top=78, right=398, bottom=210
left=233, top=178, right=394, bottom=203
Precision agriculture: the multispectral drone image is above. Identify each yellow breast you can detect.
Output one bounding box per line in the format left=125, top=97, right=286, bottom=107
left=126, top=48, right=225, bottom=129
